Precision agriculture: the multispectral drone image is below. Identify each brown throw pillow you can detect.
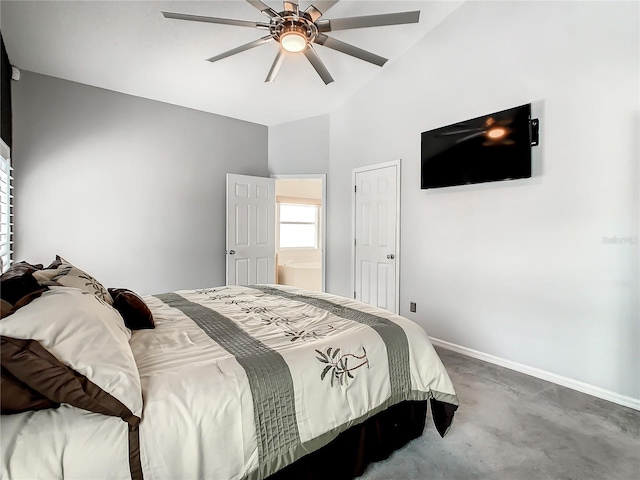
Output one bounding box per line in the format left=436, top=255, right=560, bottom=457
left=4, top=261, right=44, bottom=272
left=0, top=262, right=43, bottom=305
left=0, top=336, right=139, bottom=425
left=1, top=288, right=49, bottom=319
left=44, top=257, right=62, bottom=269
left=0, top=299, right=12, bottom=319
left=108, top=289, right=155, bottom=330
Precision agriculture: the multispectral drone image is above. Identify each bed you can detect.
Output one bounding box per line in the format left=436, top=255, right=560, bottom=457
left=1, top=257, right=459, bottom=480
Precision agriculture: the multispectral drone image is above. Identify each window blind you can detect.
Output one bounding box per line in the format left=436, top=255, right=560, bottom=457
left=0, top=139, right=12, bottom=272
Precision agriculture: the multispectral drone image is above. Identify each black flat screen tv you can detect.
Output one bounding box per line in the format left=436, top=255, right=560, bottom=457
left=421, top=104, right=533, bottom=189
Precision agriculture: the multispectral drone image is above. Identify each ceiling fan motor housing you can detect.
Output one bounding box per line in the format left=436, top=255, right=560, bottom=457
left=271, top=12, right=318, bottom=50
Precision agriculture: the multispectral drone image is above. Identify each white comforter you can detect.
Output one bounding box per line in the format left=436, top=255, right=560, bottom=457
left=1, top=285, right=458, bottom=480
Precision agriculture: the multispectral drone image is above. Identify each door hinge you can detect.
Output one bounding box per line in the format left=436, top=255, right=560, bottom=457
left=354, top=291, right=356, bottom=299
left=354, top=185, right=357, bottom=193
left=354, top=238, right=356, bottom=246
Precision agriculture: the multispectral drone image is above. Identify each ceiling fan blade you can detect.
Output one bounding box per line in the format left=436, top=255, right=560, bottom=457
left=207, top=35, right=274, bottom=63
left=317, top=11, right=420, bottom=32
left=304, top=1, right=340, bottom=22
left=283, top=1, right=299, bottom=15
left=265, top=50, right=285, bottom=82
left=246, top=0, right=281, bottom=18
left=303, top=45, right=334, bottom=85
left=438, top=128, right=484, bottom=136
left=455, top=131, right=485, bottom=144
left=162, top=11, right=270, bottom=29
left=314, top=34, right=387, bottom=67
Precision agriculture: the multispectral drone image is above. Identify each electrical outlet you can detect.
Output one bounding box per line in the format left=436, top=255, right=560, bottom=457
left=410, top=302, right=416, bottom=313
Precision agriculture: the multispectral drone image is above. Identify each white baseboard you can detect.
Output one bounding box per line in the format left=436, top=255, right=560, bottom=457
left=429, top=337, right=640, bottom=411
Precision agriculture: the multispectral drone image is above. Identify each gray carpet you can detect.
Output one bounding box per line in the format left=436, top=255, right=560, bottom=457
left=361, top=347, right=640, bottom=480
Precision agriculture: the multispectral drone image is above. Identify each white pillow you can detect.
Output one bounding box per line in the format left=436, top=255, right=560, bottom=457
left=33, top=256, right=114, bottom=304
left=0, top=287, right=142, bottom=417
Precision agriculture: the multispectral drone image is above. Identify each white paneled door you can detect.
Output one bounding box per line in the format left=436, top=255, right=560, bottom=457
left=353, top=161, right=400, bottom=313
left=226, top=174, right=276, bottom=286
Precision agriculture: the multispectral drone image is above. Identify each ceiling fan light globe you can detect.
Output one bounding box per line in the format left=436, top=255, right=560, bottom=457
left=487, top=127, right=507, bottom=139
left=281, top=31, right=307, bottom=53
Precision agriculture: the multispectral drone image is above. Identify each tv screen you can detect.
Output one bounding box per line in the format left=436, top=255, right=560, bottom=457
left=421, top=104, right=533, bottom=189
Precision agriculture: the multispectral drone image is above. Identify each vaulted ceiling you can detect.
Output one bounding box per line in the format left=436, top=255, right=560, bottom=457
left=1, top=1, right=462, bottom=125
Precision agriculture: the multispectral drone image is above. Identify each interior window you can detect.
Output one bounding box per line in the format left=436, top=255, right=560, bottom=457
left=278, top=203, right=318, bottom=249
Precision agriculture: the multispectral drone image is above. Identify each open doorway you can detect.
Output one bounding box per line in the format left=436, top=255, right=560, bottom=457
left=273, top=175, right=326, bottom=292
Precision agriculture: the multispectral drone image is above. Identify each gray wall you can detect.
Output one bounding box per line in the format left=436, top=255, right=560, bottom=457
left=325, top=1, right=639, bottom=401
left=12, top=71, right=268, bottom=294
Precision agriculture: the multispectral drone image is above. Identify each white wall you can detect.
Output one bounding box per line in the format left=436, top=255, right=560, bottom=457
left=326, top=1, right=639, bottom=401
left=268, top=115, right=329, bottom=175
left=12, top=71, right=268, bottom=294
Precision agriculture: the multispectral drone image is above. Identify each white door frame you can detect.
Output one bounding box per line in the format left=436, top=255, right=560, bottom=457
left=351, top=160, right=401, bottom=313
left=271, top=174, right=327, bottom=292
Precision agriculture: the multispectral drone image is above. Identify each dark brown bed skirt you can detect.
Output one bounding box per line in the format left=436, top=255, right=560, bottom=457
left=267, top=400, right=429, bottom=480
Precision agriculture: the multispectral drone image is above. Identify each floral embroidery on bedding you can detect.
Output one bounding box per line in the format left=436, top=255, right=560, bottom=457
left=249, top=309, right=335, bottom=342
left=195, top=288, right=337, bottom=343
left=316, top=346, right=369, bottom=387
left=49, top=268, right=109, bottom=302
left=240, top=305, right=270, bottom=315
left=227, top=299, right=250, bottom=305
left=196, top=288, right=249, bottom=302
left=33, top=257, right=113, bottom=304
left=284, top=324, right=335, bottom=342
left=195, top=288, right=222, bottom=295
left=78, top=273, right=110, bottom=299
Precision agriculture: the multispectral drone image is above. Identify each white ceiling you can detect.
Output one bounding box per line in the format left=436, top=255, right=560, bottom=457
left=1, top=0, right=462, bottom=126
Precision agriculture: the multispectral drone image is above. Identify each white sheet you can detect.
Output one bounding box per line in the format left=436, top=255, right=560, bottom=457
left=1, top=405, right=131, bottom=479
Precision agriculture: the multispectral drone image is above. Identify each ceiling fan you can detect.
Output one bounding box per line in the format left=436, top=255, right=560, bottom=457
left=162, top=0, right=420, bottom=84
left=437, top=117, right=516, bottom=146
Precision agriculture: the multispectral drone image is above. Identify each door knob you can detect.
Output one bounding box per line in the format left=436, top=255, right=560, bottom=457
left=387, top=254, right=395, bottom=260
left=228, top=250, right=236, bottom=255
